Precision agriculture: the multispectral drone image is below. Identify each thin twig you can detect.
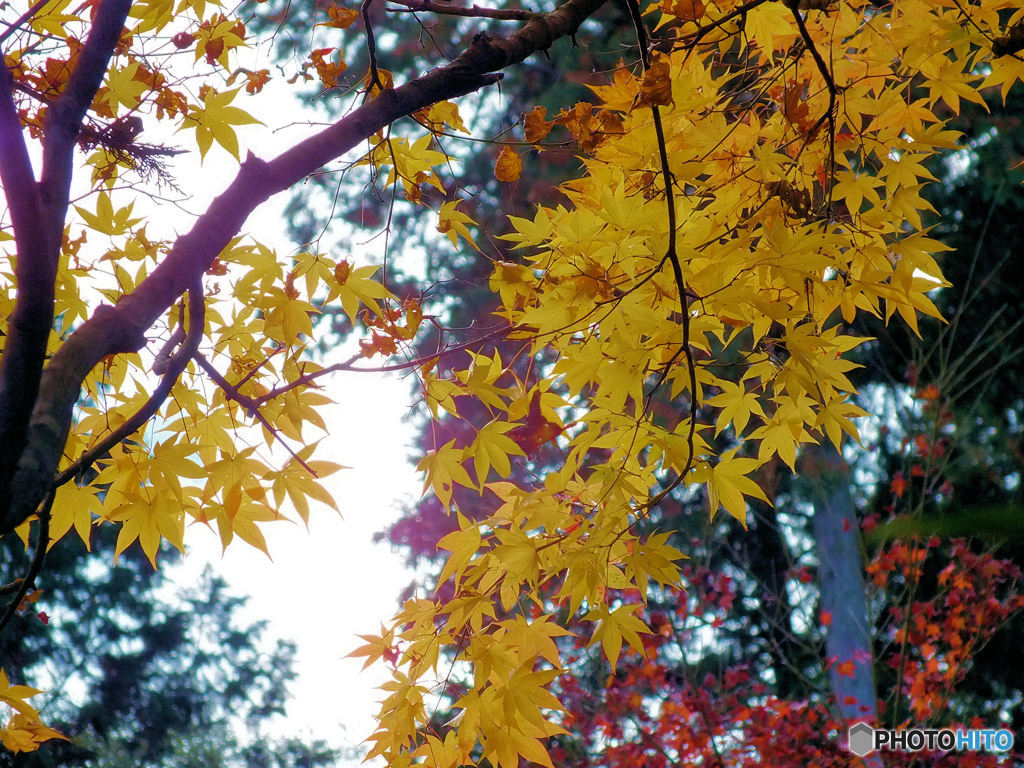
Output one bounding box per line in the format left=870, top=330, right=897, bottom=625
left=787, top=3, right=837, bottom=206
left=682, top=0, right=772, bottom=61
left=0, top=0, right=53, bottom=46
left=625, top=0, right=699, bottom=503
left=386, top=0, right=541, bottom=21
left=54, top=280, right=206, bottom=487
left=0, top=490, right=53, bottom=635
left=252, top=322, right=511, bottom=405
left=361, top=0, right=384, bottom=94
left=194, top=354, right=319, bottom=477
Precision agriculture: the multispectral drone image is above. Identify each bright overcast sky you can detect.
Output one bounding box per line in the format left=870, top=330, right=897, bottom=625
left=173, top=370, right=420, bottom=761
left=157, top=56, right=423, bottom=762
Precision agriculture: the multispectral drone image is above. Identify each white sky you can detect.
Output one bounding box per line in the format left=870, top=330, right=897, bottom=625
left=173, top=369, right=420, bottom=761
left=154, top=54, right=424, bottom=763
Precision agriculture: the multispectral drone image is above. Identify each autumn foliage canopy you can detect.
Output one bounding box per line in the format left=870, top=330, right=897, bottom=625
left=1, top=0, right=1023, bottom=762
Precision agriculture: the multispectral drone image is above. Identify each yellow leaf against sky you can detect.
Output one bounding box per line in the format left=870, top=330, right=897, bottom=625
left=128, top=0, right=174, bottom=33
left=181, top=87, right=261, bottom=160
left=437, top=199, right=479, bottom=251
left=99, top=62, right=148, bottom=114
left=330, top=263, right=394, bottom=324
left=272, top=446, right=344, bottom=524
left=73, top=192, right=141, bottom=237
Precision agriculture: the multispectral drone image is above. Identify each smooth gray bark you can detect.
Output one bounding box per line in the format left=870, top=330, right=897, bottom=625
left=804, top=442, right=884, bottom=767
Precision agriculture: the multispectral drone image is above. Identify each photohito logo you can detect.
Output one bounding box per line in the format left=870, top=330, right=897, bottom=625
left=847, top=722, right=1015, bottom=757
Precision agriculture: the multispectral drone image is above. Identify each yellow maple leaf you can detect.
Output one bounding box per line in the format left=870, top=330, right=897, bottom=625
left=329, top=263, right=395, bottom=324
left=584, top=604, right=651, bottom=668
left=0, top=671, right=67, bottom=753
left=180, top=86, right=262, bottom=160
left=49, top=483, right=102, bottom=551
left=417, top=440, right=474, bottom=508
left=437, top=514, right=481, bottom=587
left=437, top=199, right=479, bottom=251
left=692, top=450, right=770, bottom=526
left=470, top=420, right=525, bottom=486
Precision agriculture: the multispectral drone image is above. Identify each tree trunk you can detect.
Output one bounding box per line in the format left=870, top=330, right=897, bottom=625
left=803, top=442, right=883, bottom=767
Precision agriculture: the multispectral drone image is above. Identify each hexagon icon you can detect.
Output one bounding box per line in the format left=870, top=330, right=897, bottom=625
left=848, top=722, right=875, bottom=756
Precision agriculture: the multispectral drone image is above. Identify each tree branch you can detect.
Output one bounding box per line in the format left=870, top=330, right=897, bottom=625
left=0, top=490, right=52, bottom=636
left=253, top=322, right=511, bottom=405
left=53, top=279, right=205, bottom=489
left=387, top=0, right=542, bottom=22
left=0, top=0, right=610, bottom=536
left=194, top=354, right=318, bottom=477
left=0, top=0, right=133, bottom=516
left=40, top=0, right=133, bottom=232
left=0, top=57, right=47, bottom=493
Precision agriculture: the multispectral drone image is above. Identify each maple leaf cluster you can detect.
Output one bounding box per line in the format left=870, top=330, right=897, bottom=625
left=2, top=0, right=1024, bottom=760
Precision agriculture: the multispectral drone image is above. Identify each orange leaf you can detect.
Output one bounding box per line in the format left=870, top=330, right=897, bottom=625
left=890, top=472, right=907, bottom=498
left=663, top=0, right=705, bottom=22
left=524, top=105, right=552, bottom=143
left=310, top=47, right=346, bottom=89
left=334, top=259, right=352, bottom=285
left=495, top=145, right=522, bottom=182
left=319, top=4, right=360, bottom=28
left=360, top=331, right=398, bottom=358
left=508, top=391, right=562, bottom=455
left=638, top=55, right=673, bottom=107
left=836, top=660, right=856, bottom=678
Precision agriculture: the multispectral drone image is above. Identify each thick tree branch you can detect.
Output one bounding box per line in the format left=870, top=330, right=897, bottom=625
left=0, top=0, right=609, bottom=535
left=387, top=0, right=542, bottom=21
left=0, top=60, right=42, bottom=234
left=0, top=60, right=47, bottom=492
left=40, top=0, right=133, bottom=230
left=0, top=0, right=132, bottom=514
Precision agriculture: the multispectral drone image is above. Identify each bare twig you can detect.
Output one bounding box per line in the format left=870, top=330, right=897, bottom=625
left=0, top=490, right=53, bottom=635
left=194, top=354, right=319, bottom=477
left=387, top=0, right=541, bottom=21
left=252, top=322, right=511, bottom=405
left=681, top=0, right=772, bottom=60
left=361, top=0, right=384, bottom=94
left=625, top=0, right=699, bottom=503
